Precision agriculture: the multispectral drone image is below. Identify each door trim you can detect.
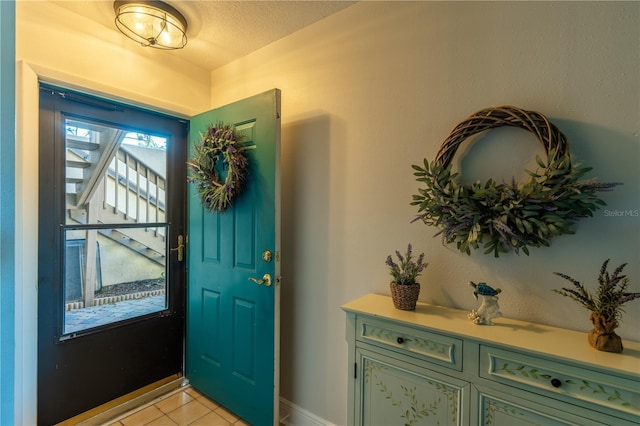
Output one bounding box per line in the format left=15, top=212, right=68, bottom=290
left=14, top=61, right=40, bottom=426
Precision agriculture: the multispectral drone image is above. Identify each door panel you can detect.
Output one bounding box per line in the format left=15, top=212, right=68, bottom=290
left=38, top=86, right=187, bottom=425
left=187, top=89, right=281, bottom=426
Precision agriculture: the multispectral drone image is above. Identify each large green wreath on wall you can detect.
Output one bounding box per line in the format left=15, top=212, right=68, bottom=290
left=411, top=106, right=620, bottom=257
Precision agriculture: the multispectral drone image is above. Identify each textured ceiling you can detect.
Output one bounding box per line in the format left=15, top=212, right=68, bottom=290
left=50, top=0, right=356, bottom=71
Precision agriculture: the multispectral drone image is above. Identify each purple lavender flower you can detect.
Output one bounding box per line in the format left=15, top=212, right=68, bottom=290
left=386, top=244, right=427, bottom=285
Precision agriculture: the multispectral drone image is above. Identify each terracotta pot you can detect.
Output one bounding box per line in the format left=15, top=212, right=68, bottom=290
left=588, top=312, right=623, bottom=353
left=390, top=282, right=420, bottom=311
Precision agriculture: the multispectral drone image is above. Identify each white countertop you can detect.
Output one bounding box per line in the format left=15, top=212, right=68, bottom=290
left=343, top=293, right=640, bottom=376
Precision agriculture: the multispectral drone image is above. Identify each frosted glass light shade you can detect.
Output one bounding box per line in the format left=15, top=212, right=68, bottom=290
left=114, top=1, right=188, bottom=50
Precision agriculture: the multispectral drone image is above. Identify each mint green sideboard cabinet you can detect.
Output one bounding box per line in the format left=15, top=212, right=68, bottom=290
left=343, top=294, right=640, bottom=426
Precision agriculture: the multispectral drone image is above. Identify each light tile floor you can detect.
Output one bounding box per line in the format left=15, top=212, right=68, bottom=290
left=104, top=387, right=249, bottom=426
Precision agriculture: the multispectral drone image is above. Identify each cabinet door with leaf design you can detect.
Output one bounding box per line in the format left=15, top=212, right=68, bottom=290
left=474, top=385, right=612, bottom=426
left=356, top=347, right=470, bottom=426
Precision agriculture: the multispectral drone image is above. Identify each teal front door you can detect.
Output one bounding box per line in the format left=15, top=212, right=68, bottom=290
left=186, top=89, right=281, bottom=426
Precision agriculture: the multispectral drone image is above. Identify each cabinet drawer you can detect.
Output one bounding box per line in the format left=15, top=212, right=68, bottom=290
left=356, top=316, right=462, bottom=371
left=480, top=345, right=640, bottom=419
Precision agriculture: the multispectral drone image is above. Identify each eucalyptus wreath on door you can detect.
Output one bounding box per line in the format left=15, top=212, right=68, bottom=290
left=187, top=122, right=254, bottom=213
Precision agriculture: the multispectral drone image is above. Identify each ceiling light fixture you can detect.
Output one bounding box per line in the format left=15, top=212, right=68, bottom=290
left=114, top=1, right=188, bottom=50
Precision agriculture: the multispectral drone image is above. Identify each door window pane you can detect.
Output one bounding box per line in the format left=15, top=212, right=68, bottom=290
left=63, top=118, right=169, bottom=336
left=65, top=120, right=167, bottom=227
left=63, top=227, right=167, bottom=335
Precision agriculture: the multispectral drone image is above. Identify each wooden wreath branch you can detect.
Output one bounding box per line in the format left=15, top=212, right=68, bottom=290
left=434, top=105, right=569, bottom=170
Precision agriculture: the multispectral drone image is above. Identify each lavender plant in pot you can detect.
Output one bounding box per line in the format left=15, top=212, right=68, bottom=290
left=553, top=259, right=640, bottom=353
left=386, top=244, right=428, bottom=311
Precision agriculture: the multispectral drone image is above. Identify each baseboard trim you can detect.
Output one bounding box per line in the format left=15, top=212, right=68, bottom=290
left=279, top=398, right=336, bottom=426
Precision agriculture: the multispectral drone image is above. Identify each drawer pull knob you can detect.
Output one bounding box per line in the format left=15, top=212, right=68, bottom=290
left=397, top=337, right=405, bottom=344
left=551, top=378, right=562, bottom=388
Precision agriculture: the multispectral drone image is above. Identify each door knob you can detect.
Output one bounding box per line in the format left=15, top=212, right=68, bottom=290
left=248, top=274, right=272, bottom=287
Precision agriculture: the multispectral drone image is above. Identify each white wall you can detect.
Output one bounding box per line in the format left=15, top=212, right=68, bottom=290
left=208, top=2, right=639, bottom=424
